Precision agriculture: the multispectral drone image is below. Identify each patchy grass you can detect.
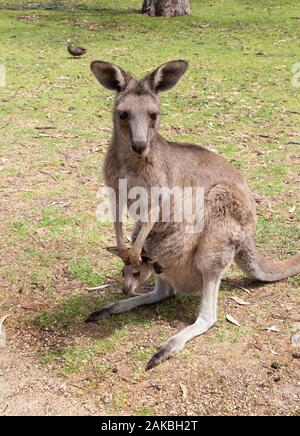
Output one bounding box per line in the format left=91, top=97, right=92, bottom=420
left=32, top=293, right=106, bottom=327
left=210, top=324, right=252, bottom=344
left=41, top=329, right=126, bottom=376
left=131, top=346, right=156, bottom=362
left=136, top=405, right=155, bottom=416
left=112, top=391, right=128, bottom=413
left=68, top=257, right=104, bottom=287
left=0, top=0, right=299, bottom=416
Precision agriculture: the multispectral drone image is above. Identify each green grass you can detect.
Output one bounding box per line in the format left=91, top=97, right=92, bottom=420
left=39, top=207, right=76, bottom=233
left=131, top=346, right=156, bottom=362
left=112, top=391, right=128, bottom=413
left=33, top=293, right=106, bottom=327
left=210, top=324, right=252, bottom=344
left=136, top=405, right=155, bottom=416
left=0, top=0, right=299, bottom=404
left=68, top=257, right=103, bottom=287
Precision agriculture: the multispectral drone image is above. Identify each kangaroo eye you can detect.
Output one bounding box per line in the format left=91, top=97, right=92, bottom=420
left=133, top=272, right=140, bottom=278
left=150, top=113, right=158, bottom=121
left=119, top=111, right=129, bottom=120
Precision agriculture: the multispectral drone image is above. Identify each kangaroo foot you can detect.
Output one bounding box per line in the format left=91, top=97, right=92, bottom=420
left=85, top=308, right=112, bottom=323
left=146, top=338, right=181, bottom=371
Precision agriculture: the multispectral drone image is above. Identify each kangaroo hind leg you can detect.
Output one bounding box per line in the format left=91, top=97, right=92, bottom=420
left=146, top=245, right=235, bottom=370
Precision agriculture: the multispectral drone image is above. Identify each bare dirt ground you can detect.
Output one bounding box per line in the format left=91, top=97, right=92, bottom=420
left=0, top=347, right=103, bottom=416
left=1, top=278, right=300, bottom=416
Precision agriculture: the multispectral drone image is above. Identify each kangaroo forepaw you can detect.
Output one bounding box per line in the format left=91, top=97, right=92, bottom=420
left=85, top=308, right=111, bottom=323
left=146, top=339, right=180, bottom=371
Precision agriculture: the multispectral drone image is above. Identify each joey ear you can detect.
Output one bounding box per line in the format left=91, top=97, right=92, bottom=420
left=91, top=61, right=131, bottom=92
left=106, top=246, right=122, bottom=257
left=153, top=262, right=163, bottom=275
left=141, top=251, right=156, bottom=264
left=106, top=246, right=131, bottom=265
left=141, top=252, right=163, bottom=274
left=147, top=60, right=188, bottom=93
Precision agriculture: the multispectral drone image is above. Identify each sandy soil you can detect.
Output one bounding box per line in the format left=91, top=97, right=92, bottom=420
left=1, top=282, right=299, bottom=417
left=0, top=346, right=104, bottom=416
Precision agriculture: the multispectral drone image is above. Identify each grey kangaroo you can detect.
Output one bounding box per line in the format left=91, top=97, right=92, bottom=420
left=86, top=60, right=300, bottom=370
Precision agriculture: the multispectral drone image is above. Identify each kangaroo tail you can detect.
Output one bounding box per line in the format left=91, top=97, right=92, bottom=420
left=235, top=236, right=300, bottom=282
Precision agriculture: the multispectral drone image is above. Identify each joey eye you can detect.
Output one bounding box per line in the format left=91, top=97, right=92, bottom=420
left=150, top=113, right=158, bottom=121
left=133, top=271, right=140, bottom=278
left=119, top=111, right=129, bottom=120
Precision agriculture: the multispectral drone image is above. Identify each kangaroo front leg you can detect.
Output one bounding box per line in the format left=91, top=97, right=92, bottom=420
left=146, top=272, right=222, bottom=370
left=113, top=191, right=129, bottom=259
left=130, top=220, right=154, bottom=265
left=86, top=279, right=175, bottom=323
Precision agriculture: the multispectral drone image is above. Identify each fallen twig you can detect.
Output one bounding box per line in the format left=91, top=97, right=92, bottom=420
left=234, top=284, right=251, bottom=295
left=33, top=133, right=78, bottom=139
left=85, top=284, right=111, bottom=292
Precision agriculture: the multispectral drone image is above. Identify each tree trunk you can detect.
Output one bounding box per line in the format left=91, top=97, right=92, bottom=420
left=142, top=0, right=191, bottom=17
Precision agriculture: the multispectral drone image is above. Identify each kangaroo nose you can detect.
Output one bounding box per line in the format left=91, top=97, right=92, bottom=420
left=131, top=140, right=147, bottom=155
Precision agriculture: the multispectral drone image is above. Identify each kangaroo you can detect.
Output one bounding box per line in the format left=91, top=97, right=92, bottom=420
left=87, top=60, right=300, bottom=369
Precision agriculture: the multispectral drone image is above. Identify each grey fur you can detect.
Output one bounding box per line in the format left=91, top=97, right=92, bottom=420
left=88, top=60, right=300, bottom=369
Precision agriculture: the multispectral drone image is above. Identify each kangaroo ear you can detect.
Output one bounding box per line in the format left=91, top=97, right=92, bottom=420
left=91, top=61, right=131, bottom=92
left=106, top=246, right=122, bottom=257
left=141, top=250, right=155, bottom=264
left=106, top=246, right=131, bottom=265
left=141, top=252, right=163, bottom=274
left=153, top=262, right=163, bottom=275
left=147, top=60, right=188, bottom=93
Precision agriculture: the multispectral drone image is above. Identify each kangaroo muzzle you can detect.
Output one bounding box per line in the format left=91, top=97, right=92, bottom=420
left=122, top=282, right=136, bottom=296
left=131, top=139, right=148, bottom=156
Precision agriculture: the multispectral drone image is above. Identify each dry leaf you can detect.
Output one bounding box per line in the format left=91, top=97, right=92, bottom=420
left=0, top=314, right=10, bottom=348
left=291, top=332, right=300, bottom=348
left=0, top=314, right=9, bottom=327
left=35, top=228, right=48, bottom=237
left=226, top=314, right=240, bottom=327
left=35, top=126, right=56, bottom=130
left=229, top=296, right=251, bottom=306
left=1, top=404, right=8, bottom=414
left=266, top=325, right=280, bottom=333
left=269, top=345, right=279, bottom=356
left=180, top=383, right=188, bottom=401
